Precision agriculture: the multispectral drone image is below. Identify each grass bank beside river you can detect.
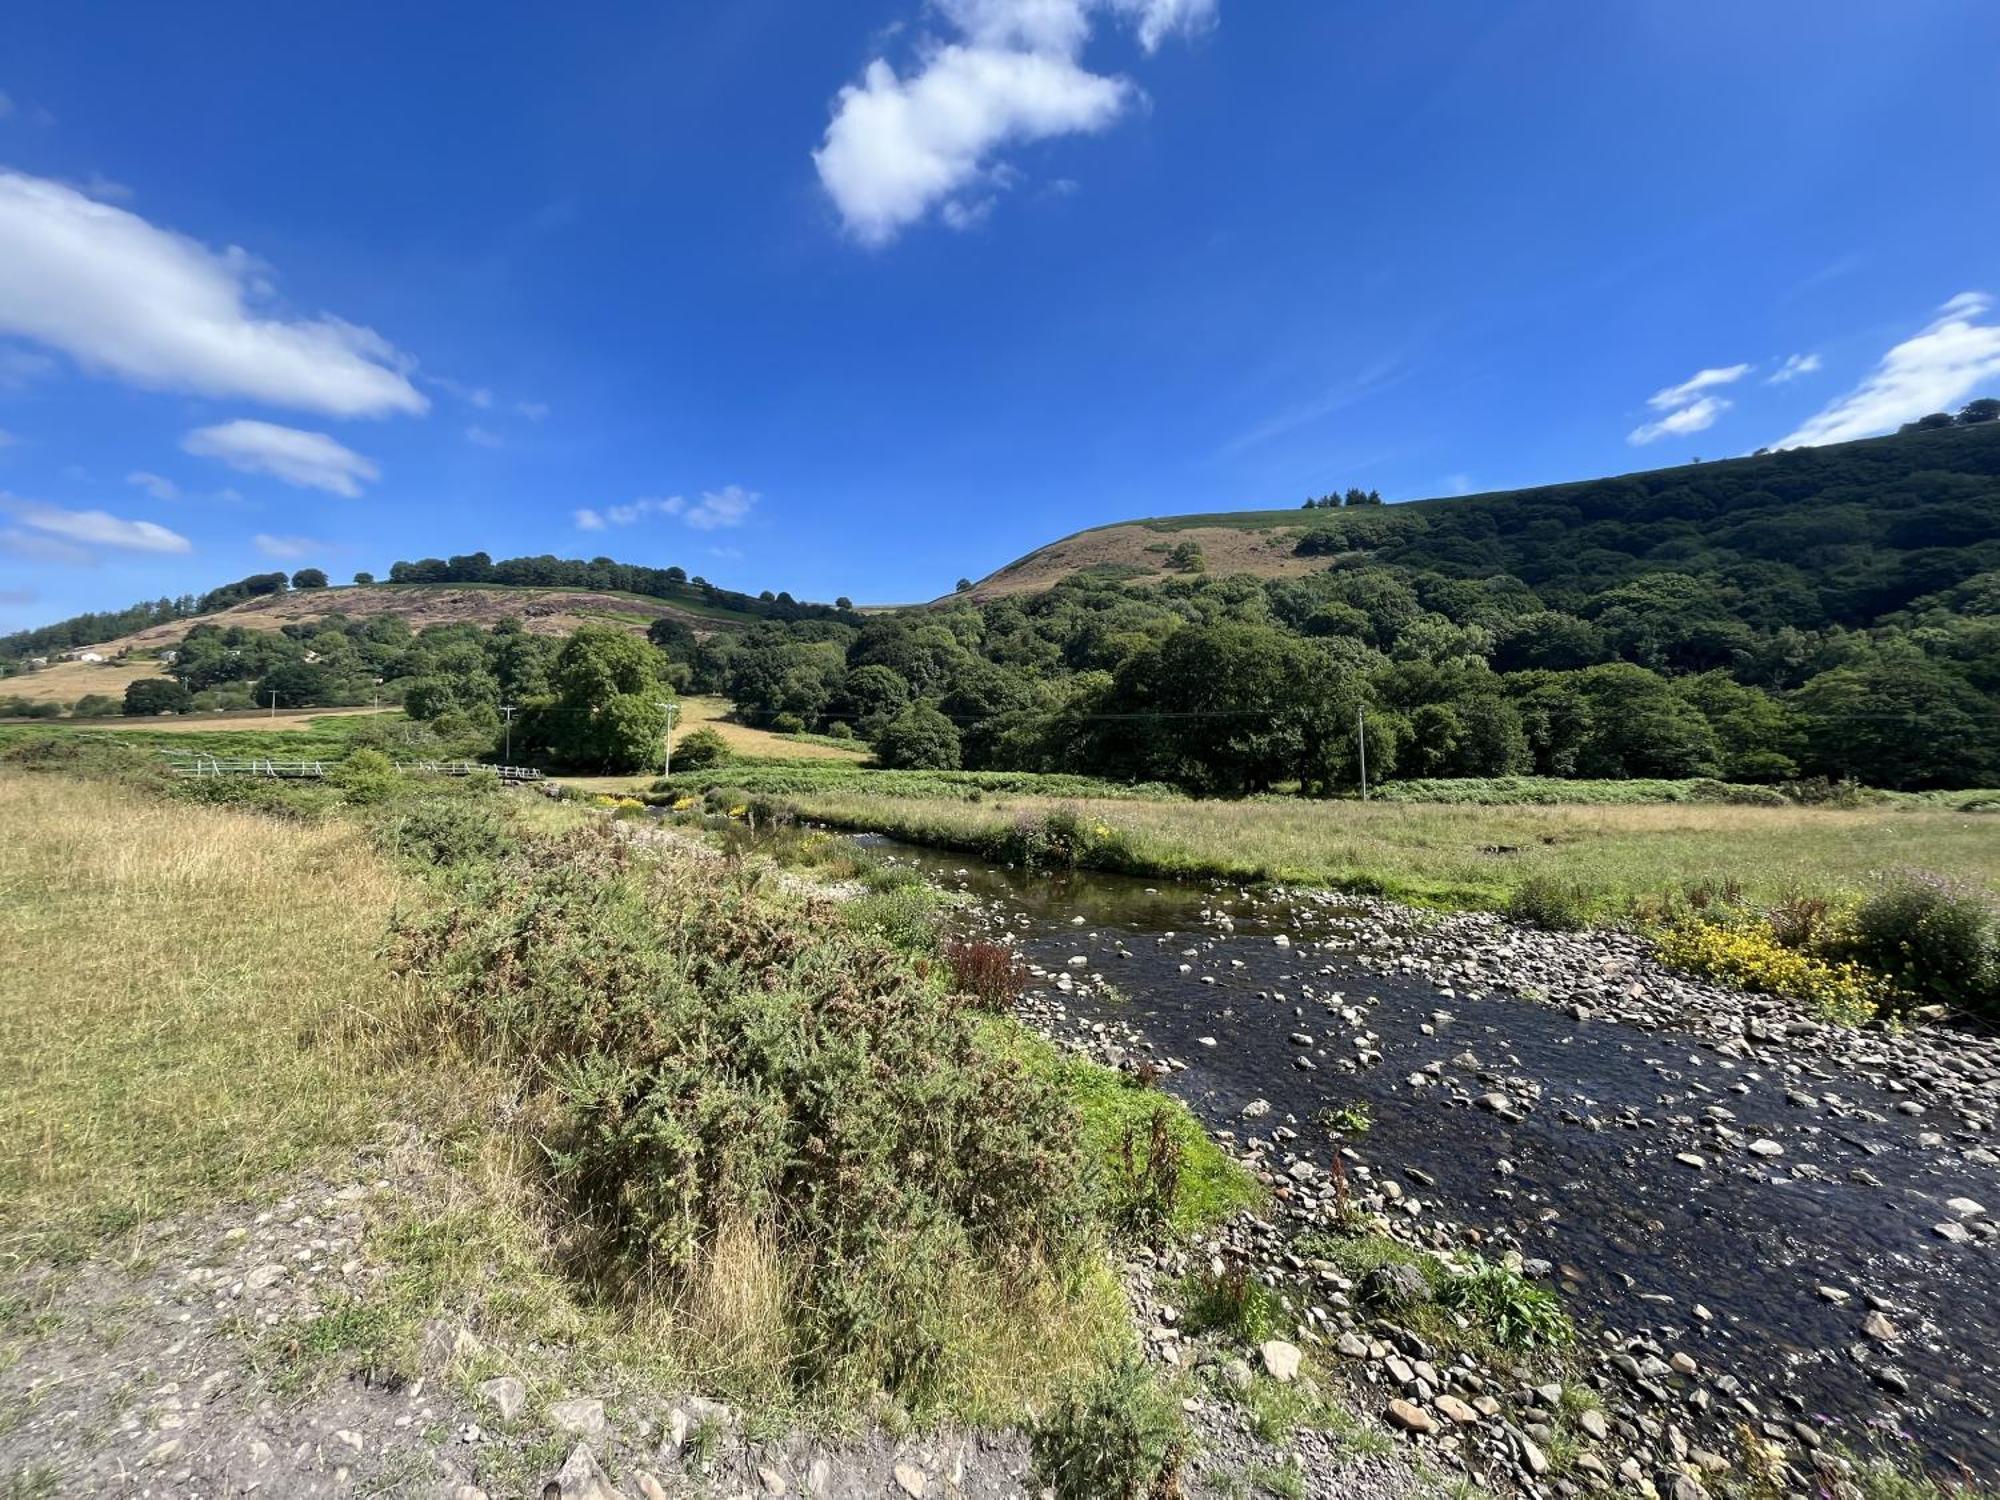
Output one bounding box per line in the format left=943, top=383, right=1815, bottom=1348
left=659, top=767, right=2000, bottom=914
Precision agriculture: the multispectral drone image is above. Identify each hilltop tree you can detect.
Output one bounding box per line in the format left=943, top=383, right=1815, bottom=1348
left=353, top=571, right=376, bottom=586
left=1960, top=397, right=2000, bottom=425
left=290, top=568, right=328, bottom=589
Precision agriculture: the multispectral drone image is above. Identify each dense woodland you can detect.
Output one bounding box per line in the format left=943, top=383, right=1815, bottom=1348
left=691, top=423, right=2000, bottom=791
left=7, top=421, right=2000, bottom=787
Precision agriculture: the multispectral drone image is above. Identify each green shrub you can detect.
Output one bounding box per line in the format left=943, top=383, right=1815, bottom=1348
left=378, top=794, right=512, bottom=868
left=1843, top=872, right=1998, bottom=1018
left=672, top=725, right=731, bottom=771
left=1031, top=1356, right=1184, bottom=1500
left=1176, top=1263, right=1282, bottom=1342
left=1507, top=875, right=1591, bottom=931
left=1432, top=1259, right=1574, bottom=1352
left=1655, top=917, right=1882, bottom=1026
left=389, top=824, right=1093, bottom=1409
left=769, top=711, right=806, bottom=735
left=330, top=748, right=399, bottom=805
left=842, top=884, right=940, bottom=952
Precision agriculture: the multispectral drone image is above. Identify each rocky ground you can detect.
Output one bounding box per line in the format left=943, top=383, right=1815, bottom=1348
left=980, top=875, right=2000, bottom=1500
left=0, top=1126, right=1044, bottom=1498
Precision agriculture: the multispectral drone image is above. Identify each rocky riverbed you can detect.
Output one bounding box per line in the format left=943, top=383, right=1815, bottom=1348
left=868, top=836, right=2000, bottom=1494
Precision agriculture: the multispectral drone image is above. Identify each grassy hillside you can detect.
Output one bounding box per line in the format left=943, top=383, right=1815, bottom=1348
left=970, top=421, right=2000, bottom=610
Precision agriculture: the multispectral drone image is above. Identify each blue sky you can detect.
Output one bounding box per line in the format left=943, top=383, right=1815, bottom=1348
left=3, top=1, right=1999, bottom=627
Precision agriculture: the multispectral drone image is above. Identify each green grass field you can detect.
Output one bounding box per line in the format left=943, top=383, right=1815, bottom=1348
left=702, top=769, right=2000, bottom=912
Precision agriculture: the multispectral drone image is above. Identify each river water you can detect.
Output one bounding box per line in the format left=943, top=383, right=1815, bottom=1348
left=855, top=835, right=2000, bottom=1480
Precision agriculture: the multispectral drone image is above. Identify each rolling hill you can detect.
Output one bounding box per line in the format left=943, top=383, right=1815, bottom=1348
left=965, top=421, right=2000, bottom=618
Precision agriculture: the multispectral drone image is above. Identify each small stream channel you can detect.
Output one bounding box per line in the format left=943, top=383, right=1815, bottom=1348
left=851, top=832, right=2000, bottom=1481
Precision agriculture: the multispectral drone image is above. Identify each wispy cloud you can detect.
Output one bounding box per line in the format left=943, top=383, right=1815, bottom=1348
left=0, top=494, right=192, bottom=559
left=515, top=399, right=550, bottom=422
left=465, top=424, right=504, bottom=448
left=574, top=484, right=760, bottom=534
left=1765, top=352, right=1821, bottom=385
left=1220, top=358, right=1407, bottom=455
left=253, top=532, right=323, bottom=560
left=126, top=469, right=180, bottom=501
left=183, top=419, right=379, bottom=497
left=0, top=169, right=425, bottom=418
left=1628, top=362, right=1749, bottom=445
left=1776, top=292, right=2000, bottom=448
left=813, top=0, right=1216, bottom=246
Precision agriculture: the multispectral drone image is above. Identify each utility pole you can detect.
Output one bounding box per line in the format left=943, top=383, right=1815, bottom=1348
left=656, top=699, right=679, bottom=779
left=500, top=704, right=516, bottom=765
left=269, top=689, right=278, bottom=720
left=1356, top=705, right=1368, bottom=801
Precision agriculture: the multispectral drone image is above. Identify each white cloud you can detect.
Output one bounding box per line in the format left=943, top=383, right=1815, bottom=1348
left=813, top=0, right=1215, bottom=245
left=516, top=400, right=550, bottom=422
left=253, top=532, right=323, bottom=560
left=1628, top=362, right=1750, bottom=445
left=1776, top=293, right=2000, bottom=448
left=0, top=528, right=92, bottom=565
left=428, top=374, right=493, bottom=408
left=0, top=494, right=191, bottom=555
left=126, top=470, right=180, bottom=501
left=0, top=428, right=13, bottom=447
left=182, top=419, right=379, bottom=497
left=0, top=92, right=13, bottom=119
left=1766, top=352, right=1821, bottom=385
left=683, top=483, right=757, bottom=530
left=465, top=424, right=504, bottom=448
left=573, top=485, right=759, bottom=533
left=0, top=170, right=426, bottom=418
left=1629, top=395, right=1728, bottom=446
left=1646, top=364, right=1750, bottom=411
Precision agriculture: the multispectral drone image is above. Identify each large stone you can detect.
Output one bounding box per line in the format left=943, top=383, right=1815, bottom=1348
left=556, top=1445, right=628, bottom=1500
left=550, top=1398, right=607, bottom=1438
left=1435, top=1394, right=1480, bottom=1425
left=1385, top=1398, right=1435, bottom=1434
left=893, top=1463, right=927, bottom=1497
left=477, top=1376, right=526, bottom=1422
left=1259, top=1340, right=1303, bottom=1382
left=1359, top=1260, right=1431, bottom=1310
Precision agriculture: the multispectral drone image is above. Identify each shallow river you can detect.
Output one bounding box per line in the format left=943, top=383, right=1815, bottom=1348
left=856, top=835, right=2000, bottom=1479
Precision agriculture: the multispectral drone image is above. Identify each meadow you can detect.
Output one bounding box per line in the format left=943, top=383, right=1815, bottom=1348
left=683, top=770, right=2000, bottom=912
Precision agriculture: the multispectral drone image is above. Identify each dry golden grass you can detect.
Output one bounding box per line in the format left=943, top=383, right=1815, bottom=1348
left=68, top=705, right=393, bottom=733
left=676, top=695, right=868, bottom=762
left=2, top=656, right=167, bottom=704
left=0, top=773, right=416, bottom=1265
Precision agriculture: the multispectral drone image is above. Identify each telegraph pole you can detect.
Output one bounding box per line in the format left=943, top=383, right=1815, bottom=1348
left=269, top=689, right=278, bottom=720
left=500, top=704, right=517, bottom=765
left=1356, top=705, right=1368, bottom=801
left=656, top=699, right=679, bottom=779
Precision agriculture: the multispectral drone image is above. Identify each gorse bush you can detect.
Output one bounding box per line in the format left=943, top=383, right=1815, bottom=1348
left=1843, top=872, right=1999, bottom=1020
left=1654, top=918, right=1882, bottom=1026
left=388, top=824, right=1093, bottom=1407
left=1031, top=1355, right=1185, bottom=1500
left=376, top=792, right=514, bottom=869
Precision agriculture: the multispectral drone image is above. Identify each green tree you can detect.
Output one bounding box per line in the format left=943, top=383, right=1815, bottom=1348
left=1791, top=652, right=1997, bottom=789
left=123, top=678, right=193, bottom=715
left=521, top=625, right=673, bottom=772
left=874, top=703, right=962, bottom=770
left=290, top=568, right=329, bottom=589
left=353, top=571, right=376, bottom=586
